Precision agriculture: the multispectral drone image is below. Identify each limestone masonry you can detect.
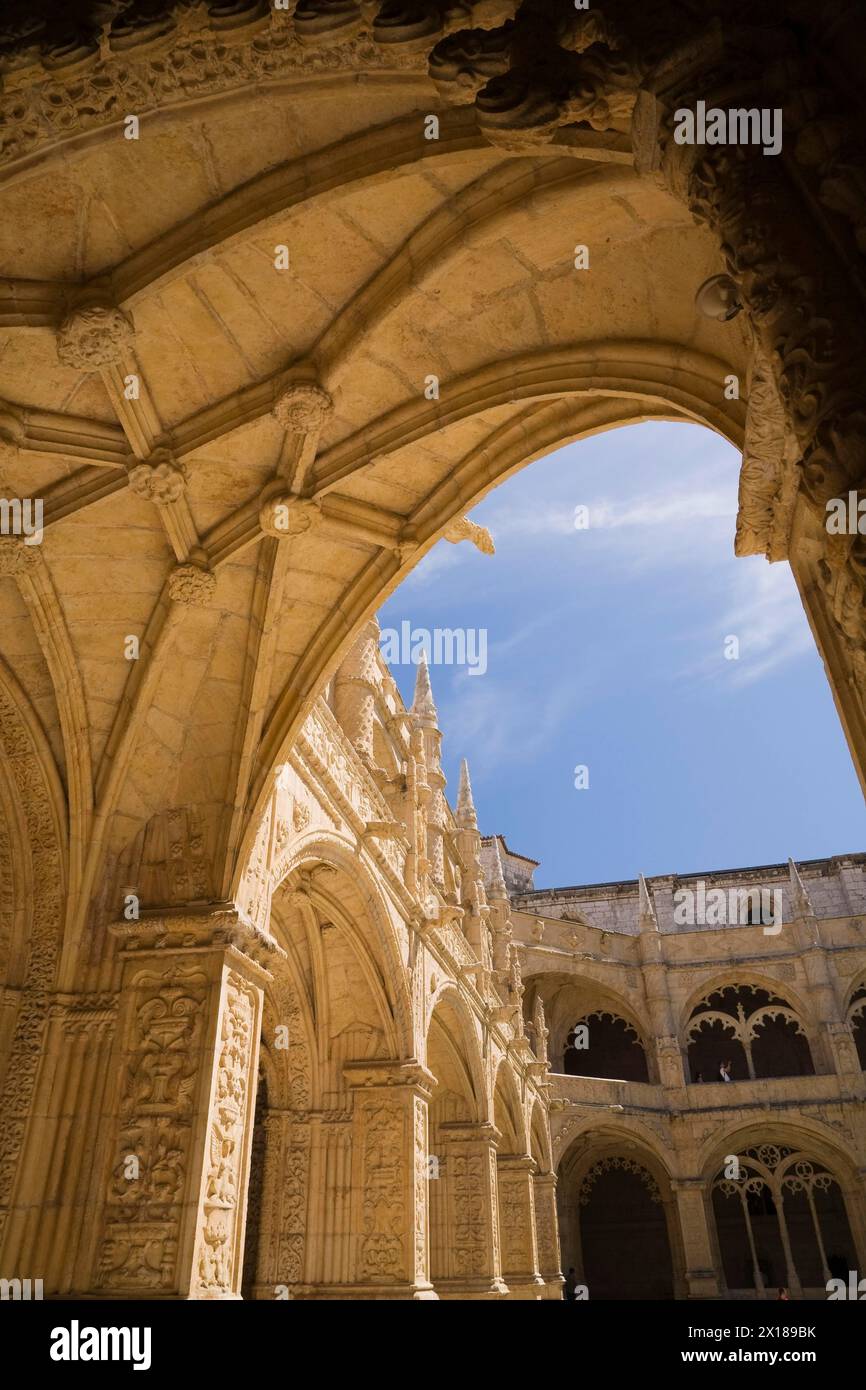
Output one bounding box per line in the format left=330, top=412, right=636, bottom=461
left=0, top=0, right=865, bottom=1301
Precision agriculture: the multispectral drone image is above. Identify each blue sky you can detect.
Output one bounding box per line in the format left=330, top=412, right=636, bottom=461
left=377, top=421, right=866, bottom=889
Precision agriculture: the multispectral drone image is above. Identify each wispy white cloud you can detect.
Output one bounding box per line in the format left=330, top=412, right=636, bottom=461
left=681, top=559, right=812, bottom=688
left=437, top=670, right=578, bottom=776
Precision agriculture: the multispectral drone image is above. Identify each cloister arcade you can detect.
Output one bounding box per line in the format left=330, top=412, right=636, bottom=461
left=1, top=0, right=866, bottom=1301
left=517, top=883, right=866, bottom=1299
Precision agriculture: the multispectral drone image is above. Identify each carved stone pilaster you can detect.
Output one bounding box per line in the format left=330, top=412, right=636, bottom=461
left=497, top=1153, right=543, bottom=1297
left=92, top=910, right=273, bottom=1298
left=435, top=1120, right=507, bottom=1299
left=532, top=1171, right=563, bottom=1293
left=670, top=1177, right=721, bottom=1300
left=344, top=1058, right=436, bottom=1299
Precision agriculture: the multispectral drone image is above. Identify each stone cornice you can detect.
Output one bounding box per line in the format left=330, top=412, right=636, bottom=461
left=108, top=903, right=286, bottom=978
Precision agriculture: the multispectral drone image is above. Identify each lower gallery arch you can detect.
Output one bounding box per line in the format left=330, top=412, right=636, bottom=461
left=425, top=989, right=497, bottom=1298
left=241, top=850, right=429, bottom=1299
left=492, top=1060, right=545, bottom=1299
left=557, top=1132, right=685, bottom=1300
left=704, top=1128, right=866, bottom=1299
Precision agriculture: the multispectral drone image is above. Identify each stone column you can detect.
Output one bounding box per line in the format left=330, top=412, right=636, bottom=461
left=497, top=1154, right=545, bottom=1298
left=435, top=1121, right=508, bottom=1299
left=248, top=1108, right=311, bottom=1299
left=533, top=1171, right=564, bottom=1298
left=637, top=877, right=687, bottom=1088
left=344, top=1059, right=436, bottom=1300
left=671, top=1178, right=722, bottom=1300
left=92, top=910, right=278, bottom=1299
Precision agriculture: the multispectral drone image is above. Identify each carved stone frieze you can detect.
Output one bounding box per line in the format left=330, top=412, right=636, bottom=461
left=110, top=907, right=284, bottom=975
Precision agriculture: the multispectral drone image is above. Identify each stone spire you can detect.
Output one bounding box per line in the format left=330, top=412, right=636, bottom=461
left=411, top=652, right=437, bottom=722
left=456, top=757, right=478, bottom=830
left=411, top=652, right=444, bottom=883
left=487, top=834, right=508, bottom=902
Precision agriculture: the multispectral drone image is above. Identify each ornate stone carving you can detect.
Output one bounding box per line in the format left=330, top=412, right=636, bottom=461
left=56, top=303, right=135, bottom=370
left=279, top=1124, right=311, bottom=1284
left=443, top=515, right=495, bottom=554
left=168, top=561, right=217, bottom=606
left=258, top=492, right=321, bottom=538
left=110, top=910, right=283, bottom=974
left=96, top=964, right=209, bottom=1292
left=578, top=1156, right=662, bottom=1207
left=294, top=0, right=364, bottom=45
left=0, top=18, right=420, bottom=171
left=0, top=681, right=63, bottom=1236
left=735, top=347, right=799, bottom=562
left=0, top=536, right=40, bottom=575
left=531, top=995, right=548, bottom=1063
left=119, top=804, right=215, bottom=907
left=450, top=1151, right=487, bottom=1275
left=128, top=450, right=188, bottom=504
left=497, top=1159, right=535, bottom=1275
left=271, top=382, right=333, bottom=433
left=430, top=4, right=641, bottom=149
left=359, top=1100, right=405, bottom=1279
left=192, top=972, right=258, bottom=1296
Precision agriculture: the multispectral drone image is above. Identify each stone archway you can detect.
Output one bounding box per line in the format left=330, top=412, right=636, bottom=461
left=247, top=850, right=427, bottom=1300
left=425, top=988, right=501, bottom=1299
left=685, top=983, right=816, bottom=1084
left=525, top=973, right=654, bottom=1080
left=2, top=0, right=866, bottom=1302
left=557, top=1134, right=684, bottom=1301
left=707, top=1138, right=863, bottom=1299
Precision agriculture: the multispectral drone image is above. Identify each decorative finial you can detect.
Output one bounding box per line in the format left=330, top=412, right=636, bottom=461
left=487, top=835, right=508, bottom=900
left=411, top=651, right=437, bottom=720
left=456, top=758, right=477, bottom=829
